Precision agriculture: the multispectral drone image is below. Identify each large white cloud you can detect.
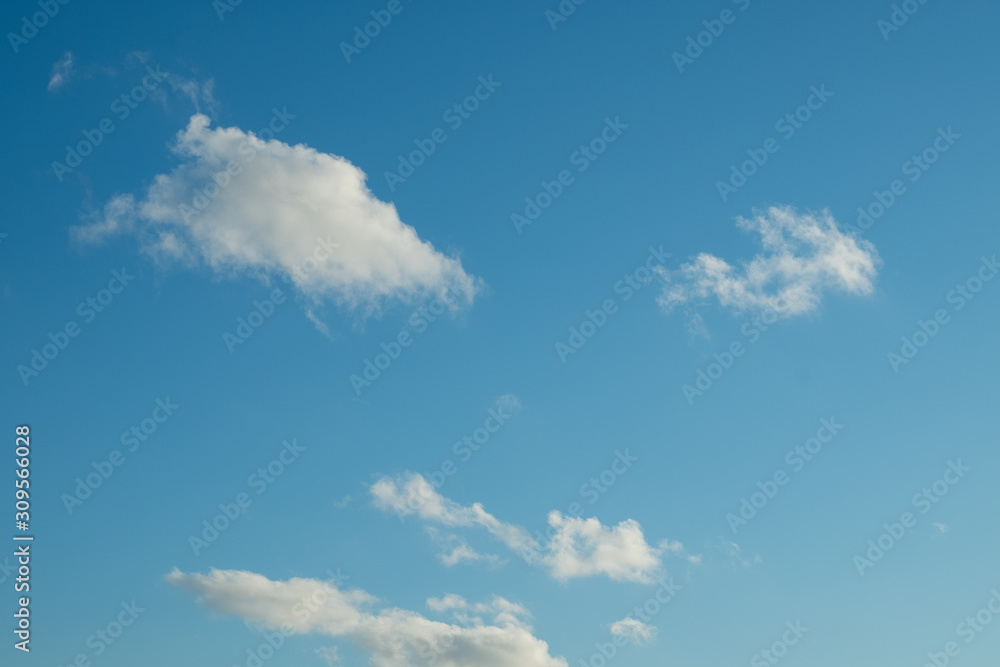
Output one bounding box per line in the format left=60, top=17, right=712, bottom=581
left=371, top=472, right=692, bottom=584
left=74, top=114, right=478, bottom=312
left=658, top=206, right=879, bottom=318
left=166, top=569, right=566, bottom=667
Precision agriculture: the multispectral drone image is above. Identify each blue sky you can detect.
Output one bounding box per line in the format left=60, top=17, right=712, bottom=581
left=3, top=0, right=1000, bottom=665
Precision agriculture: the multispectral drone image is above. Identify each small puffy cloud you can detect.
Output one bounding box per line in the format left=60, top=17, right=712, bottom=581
left=609, top=617, right=657, bottom=645
left=167, top=568, right=566, bottom=667
left=659, top=206, right=879, bottom=319
left=495, top=393, right=522, bottom=414
left=73, top=114, right=478, bottom=313
left=934, top=522, right=949, bottom=533
left=372, top=473, right=686, bottom=585
left=48, top=51, right=74, bottom=91
left=542, top=513, right=665, bottom=584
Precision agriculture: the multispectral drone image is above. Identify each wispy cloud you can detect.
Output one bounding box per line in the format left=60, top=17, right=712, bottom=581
left=47, top=51, right=74, bottom=91
left=429, top=531, right=504, bottom=568
left=371, top=472, right=535, bottom=554
left=164, top=74, right=219, bottom=116
left=658, top=206, right=880, bottom=319
left=717, top=538, right=761, bottom=569
left=371, top=472, right=693, bottom=584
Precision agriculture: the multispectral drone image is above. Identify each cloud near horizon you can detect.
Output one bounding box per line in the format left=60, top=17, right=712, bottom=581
left=658, top=206, right=880, bottom=319
left=74, top=114, right=478, bottom=313
left=166, top=568, right=567, bottom=667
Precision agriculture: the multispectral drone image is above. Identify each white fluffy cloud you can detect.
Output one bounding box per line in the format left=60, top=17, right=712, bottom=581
left=658, top=206, right=879, bottom=318
left=542, top=513, right=666, bottom=584
left=74, top=114, right=478, bottom=312
left=609, top=617, right=657, bottom=645
left=371, top=472, right=692, bottom=584
left=166, top=569, right=566, bottom=667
